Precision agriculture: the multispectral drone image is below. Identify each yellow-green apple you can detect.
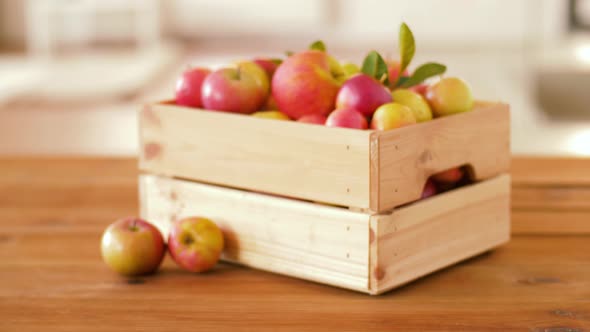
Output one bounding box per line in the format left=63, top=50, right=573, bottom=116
left=341, top=62, right=360, bottom=78
left=370, top=102, right=417, bottom=130
left=421, top=179, right=437, bottom=199
left=432, top=167, right=464, bottom=184
left=272, top=50, right=342, bottom=119
left=336, top=74, right=392, bottom=117
left=235, top=61, right=270, bottom=96
left=298, top=114, right=327, bottom=125
left=253, top=58, right=280, bottom=79
left=168, top=217, right=224, bottom=273
left=325, top=108, right=368, bottom=129
left=387, top=60, right=409, bottom=89
left=391, top=88, right=433, bottom=122
left=251, top=110, right=290, bottom=121
left=201, top=67, right=265, bottom=114
left=175, top=67, right=211, bottom=108
left=426, top=77, right=474, bottom=116
left=100, top=217, right=165, bottom=276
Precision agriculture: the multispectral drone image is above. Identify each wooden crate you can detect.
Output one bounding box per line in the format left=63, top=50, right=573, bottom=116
left=140, top=174, right=511, bottom=295
left=139, top=101, right=510, bottom=213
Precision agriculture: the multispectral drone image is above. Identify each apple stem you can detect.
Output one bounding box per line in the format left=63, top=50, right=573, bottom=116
left=236, top=66, right=241, bottom=80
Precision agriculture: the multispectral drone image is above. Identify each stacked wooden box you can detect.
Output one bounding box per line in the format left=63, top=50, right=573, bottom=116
left=138, top=100, right=511, bottom=295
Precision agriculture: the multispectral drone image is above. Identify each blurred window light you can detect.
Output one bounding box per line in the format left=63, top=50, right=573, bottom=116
left=566, top=129, right=590, bottom=156
left=574, top=44, right=590, bottom=63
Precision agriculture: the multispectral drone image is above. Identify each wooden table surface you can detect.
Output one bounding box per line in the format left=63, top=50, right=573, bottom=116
left=1, top=157, right=589, bottom=332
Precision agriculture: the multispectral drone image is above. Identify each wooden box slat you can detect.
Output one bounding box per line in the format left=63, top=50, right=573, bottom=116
left=140, top=174, right=511, bottom=295
left=139, top=101, right=510, bottom=213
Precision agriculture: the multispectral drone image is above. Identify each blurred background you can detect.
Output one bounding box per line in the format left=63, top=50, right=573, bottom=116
left=0, top=0, right=589, bottom=156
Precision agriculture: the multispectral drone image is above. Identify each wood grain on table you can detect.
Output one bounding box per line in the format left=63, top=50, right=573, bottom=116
left=1, top=157, right=589, bottom=332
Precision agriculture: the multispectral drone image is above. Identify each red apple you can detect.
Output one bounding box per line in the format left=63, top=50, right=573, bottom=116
left=272, top=50, right=341, bottom=119
left=168, top=217, right=224, bottom=273
left=325, top=108, right=368, bottom=129
left=387, top=60, right=409, bottom=89
left=335, top=74, right=392, bottom=117
left=254, top=58, right=280, bottom=79
left=298, top=114, right=327, bottom=125
left=432, top=167, right=464, bottom=184
left=175, top=67, right=211, bottom=108
left=421, top=179, right=438, bottom=199
left=409, top=83, right=428, bottom=96
left=201, top=67, right=265, bottom=114
left=100, top=217, right=165, bottom=276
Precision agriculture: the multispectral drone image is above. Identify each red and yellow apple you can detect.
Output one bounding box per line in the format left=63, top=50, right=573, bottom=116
left=298, top=114, right=327, bottom=125
left=100, top=217, right=165, bottom=276
left=201, top=67, right=265, bottom=114
left=253, top=58, right=280, bottom=79
left=325, top=108, right=368, bottom=129
left=370, top=102, right=416, bottom=130
left=235, top=60, right=270, bottom=96
left=272, top=50, right=341, bottom=119
left=252, top=110, right=290, bottom=121
left=432, top=167, right=464, bottom=184
left=168, top=217, right=224, bottom=273
left=387, top=60, right=409, bottom=89
left=391, top=88, right=433, bottom=122
left=426, top=77, right=474, bottom=116
left=421, top=179, right=438, bottom=199
left=336, top=74, right=392, bottom=117
left=175, top=67, right=211, bottom=108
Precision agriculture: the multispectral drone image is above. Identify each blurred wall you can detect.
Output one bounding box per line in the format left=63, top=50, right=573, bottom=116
left=0, top=0, right=571, bottom=50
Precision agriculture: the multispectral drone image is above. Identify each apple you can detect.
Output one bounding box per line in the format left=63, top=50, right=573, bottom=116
left=235, top=60, right=270, bottom=96
left=409, top=83, right=428, bottom=96
left=100, top=217, right=165, bottom=276
left=253, top=58, right=280, bottom=79
left=391, top=89, right=433, bottom=122
left=298, top=114, right=327, bottom=125
left=425, top=77, right=474, bottom=116
left=387, top=60, right=409, bottom=89
left=335, top=74, right=392, bottom=117
left=341, top=62, right=360, bottom=78
left=175, top=67, right=211, bottom=108
left=370, top=102, right=416, bottom=130
left=201, top=67, right=265, bottom=114
left=325, top=108, right=368, bottom=129
left=252, top=110, right=290, bottom=121
left=432, top=167, right=464, bottom=184
left=272, top=50, right=341, bottom=119
left=168, top=217, right=224, bottom=273
left=262, top=95, right=279, bottom=111
left=421, top=179, right=438, bottom=199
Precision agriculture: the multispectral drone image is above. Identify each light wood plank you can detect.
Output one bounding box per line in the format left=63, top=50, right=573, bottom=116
left=372, top=102, right=510, bottom=212
left=512, top=156, right=590, bottom=186
left=139, top=103, right=372, bottom=209
left=370, top=175, right=511, bottom=294
left=512, top=210, right=590, bottom=234
left=512, top=185, right=590, bottom=210
left=139, top=174, right=371, bottom=293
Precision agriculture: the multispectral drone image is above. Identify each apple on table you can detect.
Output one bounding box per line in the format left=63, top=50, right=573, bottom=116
left=168, top=217, right=225, bottom=273
left=101, top=217, right=166, bottom=276
left=201, top=67, right=266, bottom=114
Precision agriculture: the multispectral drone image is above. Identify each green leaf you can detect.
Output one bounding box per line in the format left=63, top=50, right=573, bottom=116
left=399, top=22, right=415, bottom=74
left=270, top=58, right=283, bottom=65
left=396, top=76, right=410, bottom=87
left=309, top=40, right=327, bottom=52
left=361, top=51, right=389, bottom=86
left=399, top=62, right=446, bottom=88
left=285, top=50, right=294, bottom=57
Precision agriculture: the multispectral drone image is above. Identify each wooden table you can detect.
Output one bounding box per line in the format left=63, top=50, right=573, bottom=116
left=1, top=157, right=589, bottom=332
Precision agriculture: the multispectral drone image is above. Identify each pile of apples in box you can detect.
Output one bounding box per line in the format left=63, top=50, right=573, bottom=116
left=101, top=23, right=475, bottom=278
